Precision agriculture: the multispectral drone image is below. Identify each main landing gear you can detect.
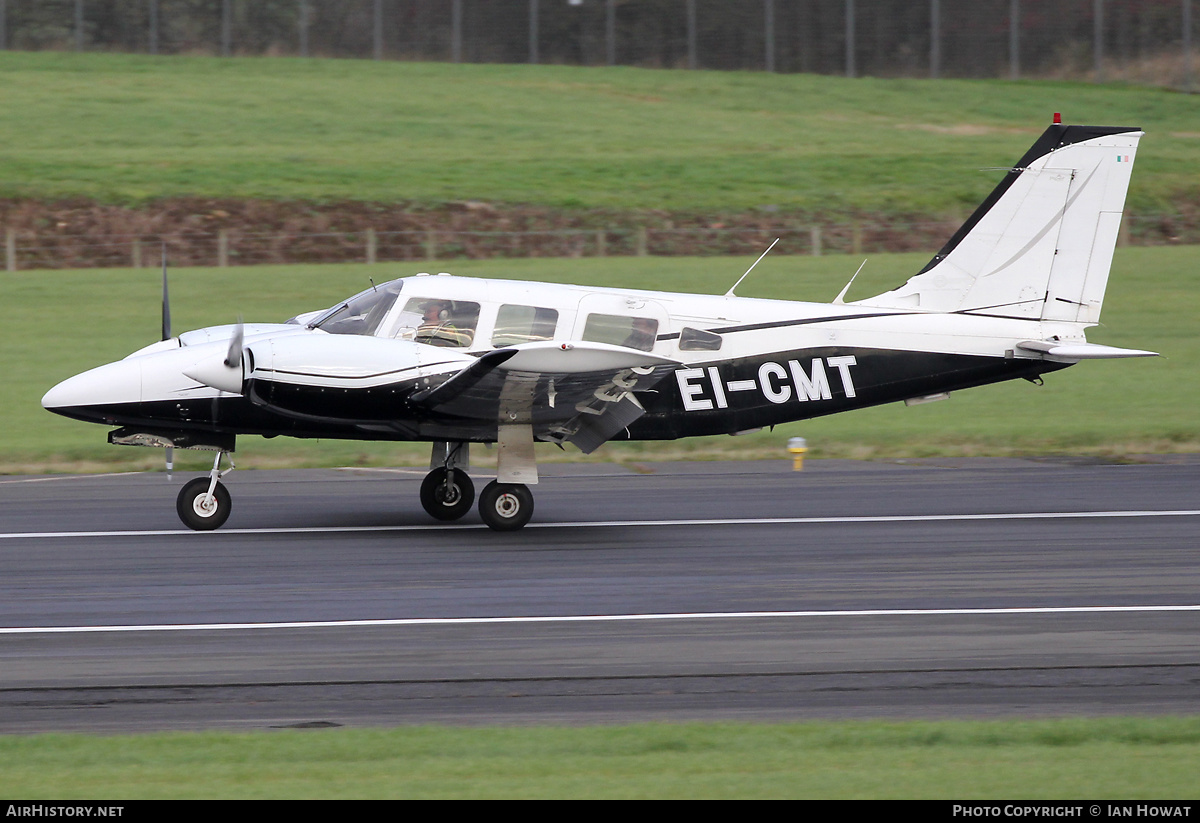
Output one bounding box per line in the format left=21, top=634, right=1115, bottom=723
left=420, top=441, right=535, bottom=531
left=476, top=480, right=534, bottom=531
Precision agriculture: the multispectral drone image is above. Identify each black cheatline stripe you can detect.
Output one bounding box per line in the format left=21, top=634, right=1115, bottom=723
left=656, top=311, right=905, bottom=341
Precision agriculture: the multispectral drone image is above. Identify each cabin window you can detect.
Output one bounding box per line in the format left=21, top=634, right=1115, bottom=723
left=582, top=313, right=658, bottom=352
left=679, top=327, right=723, bottom=352
left=492, top=305, right=559, bottom=347
left=394, top=298, right=480, bottom=347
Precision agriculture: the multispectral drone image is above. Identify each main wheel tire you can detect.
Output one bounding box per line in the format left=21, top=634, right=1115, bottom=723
left=176, top=477, right=232, bottom=531
left=420, top=467, right=475, bottom=521
left=478, top=481, right=534, bottom=532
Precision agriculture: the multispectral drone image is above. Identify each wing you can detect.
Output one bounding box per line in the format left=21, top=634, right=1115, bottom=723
left=410, top=340, right=680, bottom=454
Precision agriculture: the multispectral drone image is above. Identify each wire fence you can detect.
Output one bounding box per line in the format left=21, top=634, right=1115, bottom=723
left=4, top=212, right=1196, bottom=271
left=0, top=1, right=1196, bottom=88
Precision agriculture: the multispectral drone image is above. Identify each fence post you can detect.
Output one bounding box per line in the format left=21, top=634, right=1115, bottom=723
left=426, top=229, right=437, bottom=261
left=851, top=221, right=863, bottom=255
left=374, top=0, right=383, bottom=60
left=930, top=0, right=941, bottom=79
left=764, top=0, right=775, bottom=72
left=845, top=0, right=856, bottom=78
left=686, top=0, right=697, bottom=69
left=606, top=0, right=616, bottom=65
left=366, top=228, right=377, bottom=264
left=1185, top=0, right=1194, bottom=92
left=596, top=229, right=606, bottom=257
left=132, top=238, right=143, bottom=269
left=75, top=0, right=83, bottom=51
left=5, top=227, right=14, bottom=271
left=635, top=226, right=648, bottom=256
left=298, top=0, right=308, bottom=57
left=529, top=0, right=539, bottom=64
left=149, top=0, right=159, bottom=55
left=452, top=0, right=462, bottom=63
left=1009, top=0, right=1020, bottom=80
left=218, top=229, right=229, bottom=267
left=810, top=225, right=822, bottom=257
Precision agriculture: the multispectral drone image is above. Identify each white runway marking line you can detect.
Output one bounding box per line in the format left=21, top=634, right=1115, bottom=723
left=2, top=508, right=1200, bottom=540
left=0, top=472, right=145, bottom=485
left=3, top=604, right=1199, bottom=636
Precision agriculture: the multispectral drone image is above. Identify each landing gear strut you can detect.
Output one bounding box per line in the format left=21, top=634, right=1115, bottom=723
left=176, top=450, right=234, bottom=531
left=420, top=441, right=475, bottom=522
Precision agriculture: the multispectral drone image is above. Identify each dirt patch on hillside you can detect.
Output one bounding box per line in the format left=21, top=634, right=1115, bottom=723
left=1, top=197, right=1196, bottom=270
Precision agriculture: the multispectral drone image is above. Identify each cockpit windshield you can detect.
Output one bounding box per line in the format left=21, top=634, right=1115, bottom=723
left=310, top=281, right=403, bottom=336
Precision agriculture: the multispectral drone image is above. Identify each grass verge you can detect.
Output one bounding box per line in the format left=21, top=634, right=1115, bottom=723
left=2, top=718, right=1199, bottom=799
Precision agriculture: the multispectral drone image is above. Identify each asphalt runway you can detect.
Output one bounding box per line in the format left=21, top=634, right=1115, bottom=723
left=1, top=457, right=1198, bottom=733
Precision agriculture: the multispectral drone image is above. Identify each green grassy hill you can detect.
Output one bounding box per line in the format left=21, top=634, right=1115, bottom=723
left=2, top=52, right=1199, bottom=215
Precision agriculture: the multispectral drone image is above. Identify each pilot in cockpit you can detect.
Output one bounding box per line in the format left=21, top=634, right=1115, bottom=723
left=415, top=300, right=471, bottom=347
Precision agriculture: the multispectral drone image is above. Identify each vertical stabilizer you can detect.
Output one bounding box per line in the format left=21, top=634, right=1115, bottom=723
left=857, top=124, right=1142, bottom=325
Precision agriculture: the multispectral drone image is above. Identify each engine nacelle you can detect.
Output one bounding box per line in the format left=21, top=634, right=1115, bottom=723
left=244, top=334, right=474, bottom=422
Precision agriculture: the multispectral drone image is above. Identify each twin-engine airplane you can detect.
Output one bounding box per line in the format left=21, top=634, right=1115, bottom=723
left=43, top=121, right=1156, bottom=531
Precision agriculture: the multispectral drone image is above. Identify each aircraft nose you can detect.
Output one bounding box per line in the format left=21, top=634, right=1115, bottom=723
left=42, top=359, right=143, bottom=415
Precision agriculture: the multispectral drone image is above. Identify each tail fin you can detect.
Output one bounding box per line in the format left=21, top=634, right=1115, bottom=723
left=857, top=123, right=1143, bottom=325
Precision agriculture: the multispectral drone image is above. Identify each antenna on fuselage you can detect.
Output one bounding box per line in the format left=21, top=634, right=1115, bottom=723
left=833, top=259, right=868, bottom=305
left=725, top=237, right=780, bottom=297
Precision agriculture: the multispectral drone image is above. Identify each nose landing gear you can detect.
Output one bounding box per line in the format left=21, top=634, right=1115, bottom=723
left=176, top=450, right=234, bottom=531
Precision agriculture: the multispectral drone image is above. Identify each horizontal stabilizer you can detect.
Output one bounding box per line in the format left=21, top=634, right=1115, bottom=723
left=1016, top=340, right=1158, bottom=363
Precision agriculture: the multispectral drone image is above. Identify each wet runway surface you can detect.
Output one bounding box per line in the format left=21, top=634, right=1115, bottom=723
left=1, top=457, right=1198, bottom=732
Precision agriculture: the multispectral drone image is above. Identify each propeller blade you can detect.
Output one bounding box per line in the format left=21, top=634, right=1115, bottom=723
left=161, top=243, right=171, bottom=341
left=224, top=318, right=244, bottom=369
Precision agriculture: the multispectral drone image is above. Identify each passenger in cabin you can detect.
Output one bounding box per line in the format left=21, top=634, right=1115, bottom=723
left=416, top=300, right=471, bottom=347
left=622, top=317, right=658, bottom=352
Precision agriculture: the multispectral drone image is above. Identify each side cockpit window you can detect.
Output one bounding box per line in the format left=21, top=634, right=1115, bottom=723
left=582, top=314, right=659, bottom=352
left=492, top=305, right=559, bottom=347
left=394, top=298, right=480, bottom=347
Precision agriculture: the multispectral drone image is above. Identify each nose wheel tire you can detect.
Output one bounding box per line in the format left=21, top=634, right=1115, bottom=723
left=478, top=481, right=534, bottom=531
left=176, top=477, right=232, bottom=531
left=420, top=467, right=475, bottom=521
